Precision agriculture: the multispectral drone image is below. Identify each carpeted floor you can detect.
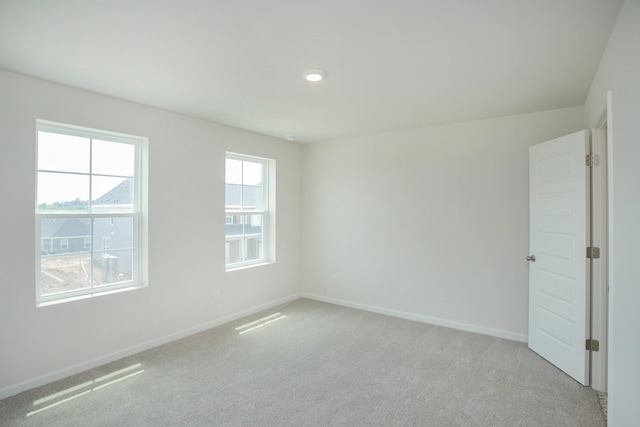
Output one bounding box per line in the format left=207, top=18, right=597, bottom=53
left=596, top=391, right=608, bottom=422
left=0, top=298, right=606, bottom=426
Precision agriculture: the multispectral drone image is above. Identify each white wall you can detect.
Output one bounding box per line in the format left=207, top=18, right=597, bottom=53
left=584, top=1, right=640, bottom=425
left=302, top=108, right=586, bottom=341
left=0, top=70, right=303, bottom=398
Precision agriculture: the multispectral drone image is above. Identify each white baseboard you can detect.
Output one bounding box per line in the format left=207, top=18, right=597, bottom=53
left=0, top=293, right=302, bottom=401
left=301, top=293, right=528, bottom=343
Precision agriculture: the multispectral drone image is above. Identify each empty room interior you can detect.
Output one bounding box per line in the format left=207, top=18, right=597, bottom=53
left=0, top=1, right=638, bottom=426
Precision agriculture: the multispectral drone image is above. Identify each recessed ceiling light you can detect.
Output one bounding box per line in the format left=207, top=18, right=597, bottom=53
left=303, top=69, right=326, bottom=82
left=285, top=135, right=296, bottom=142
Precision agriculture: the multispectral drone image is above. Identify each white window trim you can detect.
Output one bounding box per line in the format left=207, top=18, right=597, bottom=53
left=225, top=152, right=275, bottom=271
left=35, top=120, right=148, bottom=306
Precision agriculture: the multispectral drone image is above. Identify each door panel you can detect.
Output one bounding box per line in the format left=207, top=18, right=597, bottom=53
left=528, top=130, right=589, bottom=385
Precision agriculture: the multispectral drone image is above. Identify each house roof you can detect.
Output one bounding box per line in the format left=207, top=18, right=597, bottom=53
left=41, top=218, right=90, bottom=239
left=94, top=177, right=134, bottom=207
left=0, top=1, right=623, bottom=143
left=40, top=178, right=132, bottom=239
left=225, top=184, right=263, bottom=210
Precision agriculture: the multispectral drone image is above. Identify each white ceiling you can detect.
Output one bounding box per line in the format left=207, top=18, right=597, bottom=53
left=0, top=0, right=623, bottom=143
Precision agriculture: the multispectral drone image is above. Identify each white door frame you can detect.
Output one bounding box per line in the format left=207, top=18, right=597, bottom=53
left=589, top=91, right=612, bottom=392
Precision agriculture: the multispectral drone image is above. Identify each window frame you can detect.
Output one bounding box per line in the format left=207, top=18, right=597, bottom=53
left=35, top=120, right=147, bottom=306
left=225, top=152, right=274, bottom=270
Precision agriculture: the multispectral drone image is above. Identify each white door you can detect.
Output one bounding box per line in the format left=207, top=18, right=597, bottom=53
left=528, top=130, right=589, bottom=385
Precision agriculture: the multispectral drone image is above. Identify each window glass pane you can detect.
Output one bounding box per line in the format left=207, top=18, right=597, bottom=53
left=245, top=237, right=263, bottom=262
left=40, top=253, right=91, bottom=295
left=92, top=176, right=134, bottom=210
left=37, top=131, right=90, bottom=173
left=246, top=214, right=263, bottom=229
left=242, top=184, right=264, bottom=210
left=40, top=218, right=91, bottom=255
left=225, top=239, right=242, bottom=265
left=242, top=161, right=263, bottom=186
left=244, top=214, right=263, bottom=246
left=92, top=139, right=135, bottom=177
left=225, top=219, right=243, bottom=239
left=37, top=172, right=89, bottom=211
left=243, top=161, right=263, bottom=209
left=92, top=250, right=133, bottom=286
left=225, top=214, right=264, bottom=264
left=225, top=158, right=242, bottom=184
left=93, top=217, right=133, bottom=250
left=225, top=183, right=241, bottom=208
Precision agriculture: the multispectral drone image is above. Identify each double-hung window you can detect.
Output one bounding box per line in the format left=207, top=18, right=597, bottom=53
left=36, top=120, right=147, bottom=305
left=225, top=153, right=273, bottom=269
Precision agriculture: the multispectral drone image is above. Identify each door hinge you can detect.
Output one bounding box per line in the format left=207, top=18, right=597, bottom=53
left=586, top=339, right=600, bottom=352
left=586, top=154, right=600, bottom=167
left=587, top=247, right=601, bottom=259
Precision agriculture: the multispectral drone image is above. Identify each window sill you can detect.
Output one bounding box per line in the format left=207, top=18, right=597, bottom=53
left=225, top=261, right=273, bottom=273
left=37, top=284, right=147, bottom=307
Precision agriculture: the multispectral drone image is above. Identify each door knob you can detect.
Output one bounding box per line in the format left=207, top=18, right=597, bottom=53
left=526, top=255, right=536, bottom=262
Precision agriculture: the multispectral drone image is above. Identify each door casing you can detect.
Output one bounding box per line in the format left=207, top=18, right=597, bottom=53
left=589, top=93, right=611, bottom=393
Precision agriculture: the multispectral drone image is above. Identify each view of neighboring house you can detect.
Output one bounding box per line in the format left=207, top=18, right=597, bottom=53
left=40, top=177, right=135, bottom=289
left=225, top=183, right=264, bottom=264
left=41, top=177, right=263, bottom=282
left=40, top=218, right=91, bottom=256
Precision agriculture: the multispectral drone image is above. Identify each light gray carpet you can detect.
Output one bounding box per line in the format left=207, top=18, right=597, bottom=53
left=0, top=298, right=605, bottom=426
left=596, top=391, right=607, bottom=422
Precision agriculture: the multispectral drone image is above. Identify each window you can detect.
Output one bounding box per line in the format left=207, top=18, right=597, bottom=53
left=225, top=153, right=273, bottom=269
left=36, top=120, right=147, bottom=305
